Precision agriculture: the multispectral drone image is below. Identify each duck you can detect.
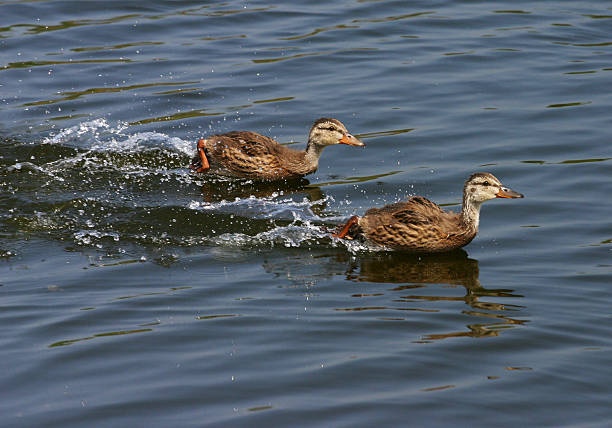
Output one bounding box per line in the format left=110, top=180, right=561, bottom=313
left=190, top=118, right=365, bottom=180
left=333, top=172, right=523, bottom=252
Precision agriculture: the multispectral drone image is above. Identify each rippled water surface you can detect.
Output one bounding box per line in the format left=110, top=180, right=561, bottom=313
left=1, top=1, right=611, bottom=426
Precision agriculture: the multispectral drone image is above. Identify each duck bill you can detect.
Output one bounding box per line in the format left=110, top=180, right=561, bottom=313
left=338, top=134, right=365, bottom=147
left=496, top=187, right=524, bottom=199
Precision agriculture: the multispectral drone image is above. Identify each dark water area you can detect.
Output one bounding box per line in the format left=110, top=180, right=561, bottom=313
left=1, top=1, right=611, bottom=426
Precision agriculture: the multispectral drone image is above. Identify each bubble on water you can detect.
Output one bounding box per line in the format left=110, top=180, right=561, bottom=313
left=0, top=249, right=16, bottom=258
left=73, top=230, right=120, bottom=248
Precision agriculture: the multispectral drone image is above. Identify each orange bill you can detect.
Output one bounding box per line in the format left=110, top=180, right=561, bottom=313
left=338, top=134, right=365, bottom=147
left=496, top=187, right=524, bottom=198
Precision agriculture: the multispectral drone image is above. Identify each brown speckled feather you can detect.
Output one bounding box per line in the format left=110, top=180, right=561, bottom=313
left=353, top=196, right=477, bottom=252
left=195, top=131, right=311, bottom=180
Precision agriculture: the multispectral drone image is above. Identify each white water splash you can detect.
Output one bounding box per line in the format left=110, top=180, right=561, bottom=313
left=212, top=215, right=385, bottom=254
left=42, top=118, right=125, bottom=147
left=188, top=194, right=347, bottom=222
left=188, top=195, right=315, bottom=220
left=212, top=222, right=328, bottom=248
left=73, top=230, right=120, bottom=248
left=42, top=118, right=193, bottom=155
left=6, top=161, right=66, bottom=182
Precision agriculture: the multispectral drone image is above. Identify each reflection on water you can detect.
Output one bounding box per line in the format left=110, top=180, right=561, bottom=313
left=521, top=158, right=611, bottom=165
left=1, top=58, right=133, bottom=72
left=350, top=251, right=526, bottom=341
left=349, top=250, right=479, bottom=286
left=49, top=328, right=153, bottom=348
left=311, top=170, right=402, bottom=187
left=197, top=176, right=319, bottom=203
left=21, top=81, right=199, bottom=107
left=47, top=285, right=193, bottom=347
left=263, top=250, right=526, bottom=341
left=279, top=24, right=360, bottom=41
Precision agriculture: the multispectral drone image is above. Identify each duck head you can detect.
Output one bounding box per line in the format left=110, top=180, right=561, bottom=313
left=308, top=118, right=365, bottom=148
left=464, top=172, right=524, bottom=203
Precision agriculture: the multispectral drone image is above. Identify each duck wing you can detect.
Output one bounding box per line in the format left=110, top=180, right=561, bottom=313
left=204, top=131, right=300, bottom=179
left=361, top=196, right=464, bottom=251
left=363, top=197, right=444, bottom=225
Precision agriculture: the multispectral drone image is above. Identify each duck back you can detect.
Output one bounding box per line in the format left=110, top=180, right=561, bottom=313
left=198, top=131, right=311, bottom=180
left=356, top=196, right=477, bottom=252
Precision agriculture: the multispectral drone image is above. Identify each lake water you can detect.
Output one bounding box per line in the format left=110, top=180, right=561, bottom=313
left=1, top=1, right=611, bottom=426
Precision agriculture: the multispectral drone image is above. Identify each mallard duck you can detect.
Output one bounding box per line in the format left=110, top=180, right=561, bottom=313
left=334, top=172, right=523, bottom=252
left=190, top=118, right=364, bottom=180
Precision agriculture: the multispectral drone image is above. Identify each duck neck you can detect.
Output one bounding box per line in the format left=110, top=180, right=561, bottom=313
left=461, top=194, right=482, bottom=232
left=304, top=141, right=325, bottom=168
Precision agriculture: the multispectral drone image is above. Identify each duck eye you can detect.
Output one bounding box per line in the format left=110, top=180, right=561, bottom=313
left=483, top=181, right=490, bottom=186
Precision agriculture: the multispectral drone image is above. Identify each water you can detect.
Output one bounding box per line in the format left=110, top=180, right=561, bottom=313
left=1, top=1, right=611, bottom=426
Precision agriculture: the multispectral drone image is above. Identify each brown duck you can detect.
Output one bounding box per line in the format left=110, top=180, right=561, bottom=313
left=334, top=172, right=524, bottom=252
left=190, top=118, right=364, bottom=180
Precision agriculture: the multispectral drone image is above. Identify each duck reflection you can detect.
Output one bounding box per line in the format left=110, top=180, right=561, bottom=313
left=347, top=251, right=525, bottom=340
left=197, top=178, right=328, bottom=216
left=262, top=249, right=526, bottom=341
